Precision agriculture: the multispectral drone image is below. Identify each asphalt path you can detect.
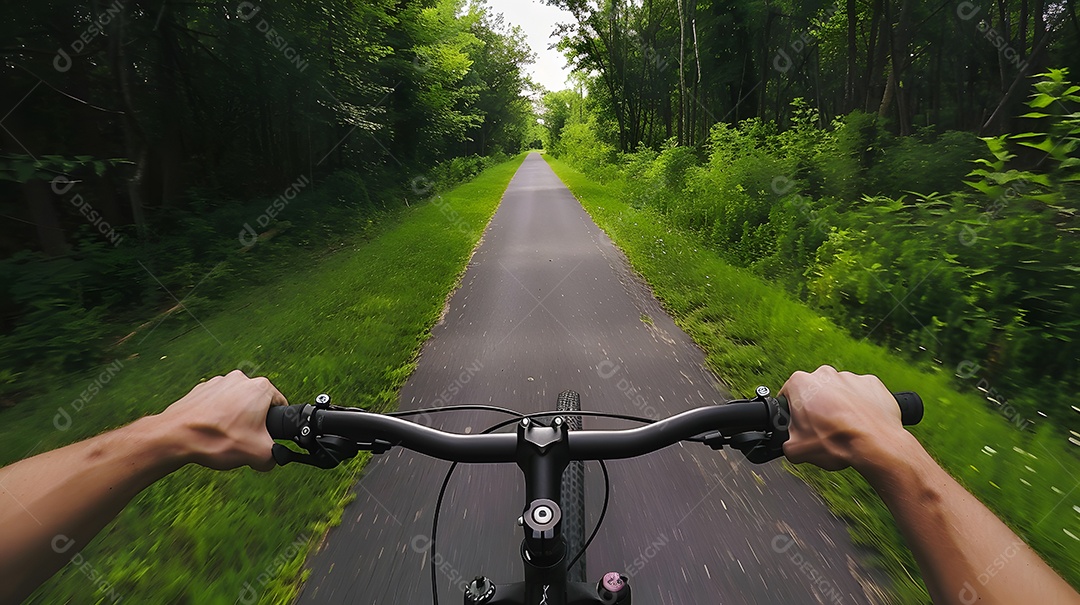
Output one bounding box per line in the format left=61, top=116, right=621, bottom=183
left=294, top=154, right=889, bottom=605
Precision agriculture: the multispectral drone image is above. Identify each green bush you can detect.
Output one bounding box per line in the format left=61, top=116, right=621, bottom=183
left=0, top=155, right=508, bottom=406
left=548, top=73, right=1080, bottom=425
left=869, top=128, right=984, bottom=196
left=559, top=119, right=617, bottom=180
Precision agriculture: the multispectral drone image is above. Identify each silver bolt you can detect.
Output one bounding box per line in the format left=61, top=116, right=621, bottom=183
left=316, top=393, right=330, bottom=405
left=755, top=386, right=770, bottom=397
left=532, top=505, right=552, bottom=524
left=521, top=418, right=531, bottom=427
left=554, top=417, right=563, bottom=426
left=301, top=426, right=311, bottom=436
left=517, top=516, right=524, bottom=526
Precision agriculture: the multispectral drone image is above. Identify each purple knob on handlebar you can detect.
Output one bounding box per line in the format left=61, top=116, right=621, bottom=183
left=602, top=572, right=625, bottom=592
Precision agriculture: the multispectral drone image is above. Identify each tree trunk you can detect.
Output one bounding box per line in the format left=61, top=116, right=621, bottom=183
left=676, top=0, right=687, bottom=146
left=1020, top=0, right=1029, bottom=55
left=878, top=66, right=896, bottom=118
left=889, top=0, right=913, bottom=135
left=997, top=0, right=1010, bottom=93
left=981, top=8, right=1055, bottom=133
left=109, top=8, right=148, bottom=240
left=865, top=0, right=887, bottom=112
left=846, top=0, right=859, bottom=112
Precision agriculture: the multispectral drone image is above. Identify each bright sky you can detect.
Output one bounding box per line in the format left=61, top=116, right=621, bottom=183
left=484, top=0, right=574, bottom=92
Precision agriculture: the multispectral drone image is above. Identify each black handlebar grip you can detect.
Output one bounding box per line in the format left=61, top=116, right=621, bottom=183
left=893, top=391, right=924, bottom=426
left=779, top=391, right=923, bottom=426
left=266, top=404, right=307, bottom=440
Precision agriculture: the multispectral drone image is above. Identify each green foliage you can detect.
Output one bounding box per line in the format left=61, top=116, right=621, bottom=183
left=0, top=155, right=127, bottom=183
left=557, top=118, right=618, bottom=181
left=0, top=153, right=507, bottom=404
left=869, top=129, right=985, bottom=196
left=546, top=0, right=1080, bottom=151
left=548, top=71, right=1080, bottom=425
left=546, top=154, right=1080, bottom=603
left=428, top=153, right=510, bottom=193
left=2, top=154, right=526, bottom=604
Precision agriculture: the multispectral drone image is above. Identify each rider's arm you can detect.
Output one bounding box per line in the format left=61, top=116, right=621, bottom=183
left=782, top=366, right=1080, bottom=605
left=0, top=370, right=282, bottom=604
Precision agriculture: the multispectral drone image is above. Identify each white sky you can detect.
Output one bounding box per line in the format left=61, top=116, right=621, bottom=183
left=484, top=0, right=574, bottom=92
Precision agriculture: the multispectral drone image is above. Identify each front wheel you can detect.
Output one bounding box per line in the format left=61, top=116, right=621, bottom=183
left=558, top=389, right=587, bottom=582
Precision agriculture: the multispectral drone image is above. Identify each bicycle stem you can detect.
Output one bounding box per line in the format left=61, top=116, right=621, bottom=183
left=514, top=416, right=571, bottom=604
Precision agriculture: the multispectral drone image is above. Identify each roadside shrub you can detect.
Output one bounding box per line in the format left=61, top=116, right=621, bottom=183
left=869, top=128, right=983, bottom=195
left=549, top=71, right=1079, bottom=424
left=0, top=154, right=510, bottom=405
left=560, top=119, right=617, bottom=179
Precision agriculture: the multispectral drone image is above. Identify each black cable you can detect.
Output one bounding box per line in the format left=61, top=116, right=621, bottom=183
left=430, top=408, right=527, bottom=605
left=427, top=408, right=655, bottom=604
left=566, top=458, right=609, bottom=572
left=392, top=404, right=658, bottom=427
left=430, top=459, right=459, bottom=605
left=389, top=404, right=523, bottom=418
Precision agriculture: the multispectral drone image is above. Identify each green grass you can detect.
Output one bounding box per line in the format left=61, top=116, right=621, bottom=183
left=2, top=153, right=526, bottom=604
left=543, top=155, right=1080, bottom=603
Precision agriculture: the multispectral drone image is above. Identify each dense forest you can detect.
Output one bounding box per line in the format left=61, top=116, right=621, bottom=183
left=545, top=0, right=1080, bottom=148
left=0, top=0, right=539, bottom=399
left=5, top=0, right=1077, bottom=421
left=541, top=0, right=1080, bottom=428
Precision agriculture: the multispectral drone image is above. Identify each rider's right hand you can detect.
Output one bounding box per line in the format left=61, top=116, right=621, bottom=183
left=780, top=365, right=913, bottom=472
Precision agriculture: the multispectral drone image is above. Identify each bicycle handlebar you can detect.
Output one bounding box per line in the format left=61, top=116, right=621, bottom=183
left=265, top=388, right=922, bottom=603
left=265, top=390, right=923, bottom=465
left=267, top=401, right=774, bottom=462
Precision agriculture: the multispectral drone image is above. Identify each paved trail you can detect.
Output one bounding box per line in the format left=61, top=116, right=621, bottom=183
left=295, top=154, right=887, bottom=604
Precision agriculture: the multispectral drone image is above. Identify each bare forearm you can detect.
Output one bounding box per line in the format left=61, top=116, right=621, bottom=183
left=0, top=415, right=185, bottom=603
left=859, top=432, right=1080, bottom=605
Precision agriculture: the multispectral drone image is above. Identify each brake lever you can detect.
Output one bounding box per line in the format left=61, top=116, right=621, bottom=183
left=273, top=435, right=393, bottom=467
left=271, top=393, right=393, bottom=467
left=700, top=387, right=790, bottom=464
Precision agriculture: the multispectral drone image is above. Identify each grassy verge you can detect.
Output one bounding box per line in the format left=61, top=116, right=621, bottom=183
left=2, top=153, right=526, bottom=604
left=543, top=155, right=1080, bottom=603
